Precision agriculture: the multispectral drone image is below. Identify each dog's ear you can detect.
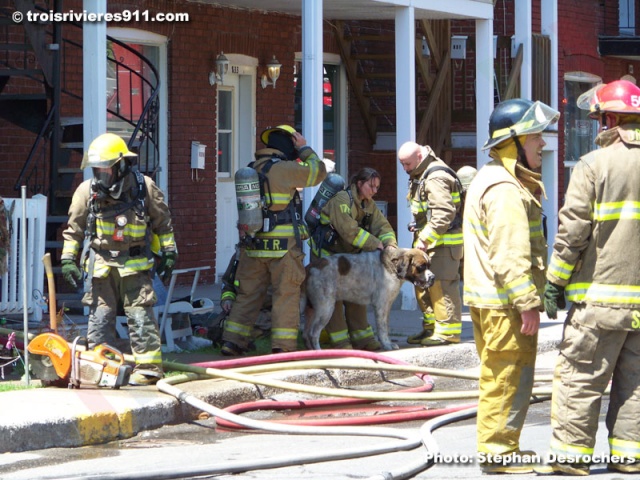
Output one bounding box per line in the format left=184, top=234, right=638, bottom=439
left=419, top=250, right=430, bottom=267
left=391, top=250, right=410, bottom=276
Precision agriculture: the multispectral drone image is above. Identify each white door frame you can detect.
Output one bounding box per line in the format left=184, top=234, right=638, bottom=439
left=107, top=27, right=169, bottom=195
left=215, top=55, right=257, bottom=280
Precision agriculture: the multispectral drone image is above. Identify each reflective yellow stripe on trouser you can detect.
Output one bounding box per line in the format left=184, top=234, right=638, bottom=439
left=326, top=301, right=375, bottom=348
left=471, top=307, right=537, bottom=454
left=550, top=312, right=640, bottom=458
left=415, top=279, right=462, bottom=342
left=223, top=248, right=305, bottom=352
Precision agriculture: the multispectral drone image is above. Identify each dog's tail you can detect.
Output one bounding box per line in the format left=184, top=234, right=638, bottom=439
left=300, top=264, right=319, bottom=324
left=299, top=264, right=310, bottom=313
left=299, top=281, right=307, bottom=313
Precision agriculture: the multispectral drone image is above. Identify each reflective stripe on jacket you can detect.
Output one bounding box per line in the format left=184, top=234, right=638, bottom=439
left=62, top=174, right=175, bottom=278
left=311, top=184, right=397, bottom=257
left=408, top=149, right=463, bottom=249
left=248, top=146, right=326, bottom=259
left=547, top=124, right=640, bottom=310
left=463, top=145, right=547, bottom=312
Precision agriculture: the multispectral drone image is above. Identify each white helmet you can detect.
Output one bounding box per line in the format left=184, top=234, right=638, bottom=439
left=456, top=165, right=477, bottom=191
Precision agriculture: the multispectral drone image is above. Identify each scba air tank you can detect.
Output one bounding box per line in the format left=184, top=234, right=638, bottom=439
left=304, top=173, right=345, bottom=232
left=235, top=167, right=263, bottom=237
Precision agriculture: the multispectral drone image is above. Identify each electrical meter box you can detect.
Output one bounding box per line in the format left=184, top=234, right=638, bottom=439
left=451, top=35, right=468, bottom=60
left=191, top=141, right=206, bottom=169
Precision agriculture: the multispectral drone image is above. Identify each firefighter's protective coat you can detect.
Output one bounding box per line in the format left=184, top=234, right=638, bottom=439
left=408, top=146, right=463, bottom=342
left=463, top=141, right=546, bottom=455
left=311, top=183, right=397, bottom=348
left=222, top=143, right=326, bottom=352
left=547, top=123, right=640, bottom=463
left=62, top=173, right=175, bottom=374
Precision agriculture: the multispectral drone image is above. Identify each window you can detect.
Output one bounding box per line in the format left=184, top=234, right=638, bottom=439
left=563, top=73, right=601, bottom=195
left=294, top=63, right=342, bottom=166
left=620, top=0, right=635, bottom=36
left=217, top=89, right=233, bottom=177
left=107, top=28, right=168, bottom=192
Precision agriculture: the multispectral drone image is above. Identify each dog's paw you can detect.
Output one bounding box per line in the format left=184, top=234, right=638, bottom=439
left=381, top=342, right=399, bottom=351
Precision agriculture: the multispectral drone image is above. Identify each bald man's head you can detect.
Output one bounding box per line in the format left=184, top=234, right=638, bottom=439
left=398, top=141, right=424, bottom=174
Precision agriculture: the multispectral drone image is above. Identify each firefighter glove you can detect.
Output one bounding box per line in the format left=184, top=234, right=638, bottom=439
left=221, top=299, right=234, bottom=313
left=61, top=260, right=82, bottom=288
left=157, top=251, right=177, bottom=282
left=544, top=282, right=566, bottom=319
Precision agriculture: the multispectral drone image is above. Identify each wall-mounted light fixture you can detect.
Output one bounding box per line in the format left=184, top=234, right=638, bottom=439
left=209, top=52, right=229, bottom=86
left=421, top=36, right=430, bottom=57
left=260, top=55, right=281, bottom=89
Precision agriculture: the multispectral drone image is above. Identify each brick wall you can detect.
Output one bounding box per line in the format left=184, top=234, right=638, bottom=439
left=4, top=1, right=639, bottom=281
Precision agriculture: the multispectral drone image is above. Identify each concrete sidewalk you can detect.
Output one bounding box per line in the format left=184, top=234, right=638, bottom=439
left=0, top=281, right=566, bottom=453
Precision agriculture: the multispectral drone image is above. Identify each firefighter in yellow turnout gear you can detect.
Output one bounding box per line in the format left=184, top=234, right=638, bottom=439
left=463, top=99, right=559, bottom=474
left=221, top=126, right=327, bottom=355
left=310, top=168, right=398, bottom=350
left=398, top=142, right=463, bottom=346
left=538, top=80, right=640, bottom=476
left=61, top=133, right=177, bottom=386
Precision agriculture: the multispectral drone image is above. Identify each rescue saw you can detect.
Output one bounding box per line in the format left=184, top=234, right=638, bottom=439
left=27, top=333, right=131, bottom=388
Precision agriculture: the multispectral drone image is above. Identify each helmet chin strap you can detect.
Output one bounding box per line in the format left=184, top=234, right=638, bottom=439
left=513, top=134, right=529, bottom=168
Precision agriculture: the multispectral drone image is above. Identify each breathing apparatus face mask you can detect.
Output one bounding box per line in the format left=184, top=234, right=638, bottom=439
left=93, top=167, right=117, bottom=191
left=267, top=131, right=297, bottom=160
left=92, top=158, right=131, bottom=197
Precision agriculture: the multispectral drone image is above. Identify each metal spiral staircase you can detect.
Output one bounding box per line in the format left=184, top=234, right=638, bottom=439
left=0, top=0, right=161, bottom=308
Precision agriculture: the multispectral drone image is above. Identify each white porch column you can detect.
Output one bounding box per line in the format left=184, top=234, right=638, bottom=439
left=395, top=5, right=417, bottom=309
left=541, top=0, right=558, bottom=110
left=515, top=0, right=532, bottom=99
left=82, top=0, right=107, bottom=180
left=475, top=18, right=494, bottom=167
left=301, top=0, right=324, bottom=260
left=541, top=0, right=559, bottom=261
left=301, top=0, right=323, bottom=154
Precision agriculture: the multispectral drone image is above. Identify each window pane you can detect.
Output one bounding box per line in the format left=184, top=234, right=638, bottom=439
left=564, top=79, right=598, bottom=194
left=323, top=65, right=337, bottom=161
left=294, top=63, right=339, bottom=164
left=219, top=91, right=232, bottom=130
left=218, top=132, right=231, bottom=174
left=217, top=90, right=233, bottom=175
left=106, top=41, right=160, bottom=178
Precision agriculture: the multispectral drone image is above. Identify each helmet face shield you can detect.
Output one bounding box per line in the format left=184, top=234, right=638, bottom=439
left=483, top=100, right=560, bottom=150
left=577, top=80, right=640, bottom=118
left=577, top=84, right=604, bottom=118
left=92, top=166, right=118, bottom=190
left=91, top=156, right=131, bottom=192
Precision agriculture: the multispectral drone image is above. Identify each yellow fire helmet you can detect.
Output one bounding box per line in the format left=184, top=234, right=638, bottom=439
left=260, top=125, right=296, bottom=146
left=80, top=133, right=137, bottom=169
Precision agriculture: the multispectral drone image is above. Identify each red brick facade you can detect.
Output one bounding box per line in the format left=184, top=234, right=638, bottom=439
left=1, top=0, right=639, bottom=283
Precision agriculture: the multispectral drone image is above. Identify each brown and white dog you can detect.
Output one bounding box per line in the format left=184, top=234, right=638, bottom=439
left=302, top=248, right=435, bottom=351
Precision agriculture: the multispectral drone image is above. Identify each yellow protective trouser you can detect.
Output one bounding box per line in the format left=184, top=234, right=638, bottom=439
left=415, top=278, right=462, bottom=342
left=550, top=304, right=640, bottom=461
left=325, top=301, right=376, bottom=348
left=84, top=268, right=162, bottom=373
left=222, top=247, right=306, bottom=352
left=471, top=306, right=537, bottom=454
left=415, top=245, right=462, bottom=342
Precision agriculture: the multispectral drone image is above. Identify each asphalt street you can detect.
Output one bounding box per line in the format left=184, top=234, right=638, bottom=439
left=0, top=282, right=626, bottom=480
left=0, top=350, right=628, bottom=480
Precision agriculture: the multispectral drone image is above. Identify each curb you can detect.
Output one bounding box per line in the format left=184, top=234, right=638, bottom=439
left=1, top=323, right=562, bottom=453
